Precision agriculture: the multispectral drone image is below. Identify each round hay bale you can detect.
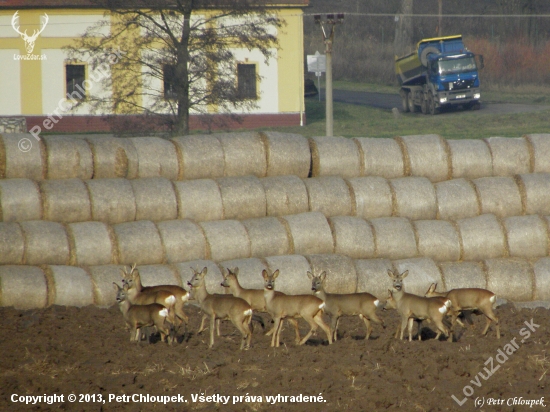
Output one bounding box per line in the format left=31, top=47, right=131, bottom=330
left=438, top=261, right=486, bottom=291
left=447, top=139, right=492, bottom=179
left=398, top=134, right=450, bottom=182
left=435, top=178, right=480, bottom=220
left=413, top=220, right=461, bottom=261
left=484, top=137, right=531, bottom=176
left=0, top=134, right=45, bottom=180
left=242, top=217, right=290, bottom=258
left=0, top=222, right=25, bottom=264
left=86, top=178, right=137, bottom=224
left=199, top=220, right=250, bottom=262
left=262, top=132, right=310, bottom=178
left=393, top=257, right=443, bottom=296
left=485, top=258, right=533, bottom=301
left=305, top=254, right=357, bottom=294
left=524, top=134, right=550, bottom=173
left=88, top=265, right=127, bottom=307
left=66, top=222, right=114, bottom=266
left=42, top=136, right=93, bottom=180
left=218, top=258, right=268, bottom=290
left=308, top=136, right=361, bottom=178
left=20, top=221, right=69, bottom=265
left=173, top=179, right=224, bottom=222
left=390, top=176, right=437, bottom=220
left=303, top=176, right=352, bottom=217
left=45, top=265, right=94, bottom=307
left=129, top=137, right=180, bottom=179
left=156, top=219, right=207, bottom=263
left=472, top=176, right=523, bottom=218
left=280, top=212, right=333, bottom=255
left=503, top=215, right=548, bottom=259
left=39, top=178, right=91, bottom=223
left=217, top=132, right=267, bottom=178
left=370, top=217, right=417, bottom=260
left=516, top=173, right=550, bottom=216
left=0, top=178, right=42, bottom=222
left=113, top=220, right=164, bottom=265
left=354, top=258, right=394, bottom=299
left=171, top=135, right=225, bottom=179
left=85, top=136, right=138, bottom=179
left=0, top=265, right=47, bottom=309
left=174, top=260, right=223, bottom=295
left=347, top=176, right=393, bottom=219
left=130, top=177, right=177, bottom=222
left=457, top=214, right=506, bottom=261
left=533, top=257, right=550, bottom=301
left=217, top=176, right=267, bottom=220
left=261, top=175, right=309, bottom=217
left=353, top=137, right=405, bottom=179
left=264, top=254, right=312, bottom=294
left=133, top=264, right=181, bottom=287
left=328, top=216, right=375, bottom=259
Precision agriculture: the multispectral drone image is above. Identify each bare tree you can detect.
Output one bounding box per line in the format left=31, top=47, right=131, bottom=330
left=393, top=0, right=413, bottom=57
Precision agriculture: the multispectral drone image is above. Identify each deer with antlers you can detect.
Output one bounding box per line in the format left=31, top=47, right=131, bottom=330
left=12, top=11, right=49, bottom=54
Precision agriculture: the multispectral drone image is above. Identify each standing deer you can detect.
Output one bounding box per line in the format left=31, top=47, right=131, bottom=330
left=12, top=11, right=49, bottom=54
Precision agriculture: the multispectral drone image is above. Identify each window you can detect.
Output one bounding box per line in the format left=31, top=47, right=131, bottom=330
left=65, top=64, right=86, bottom=99
left=237, top=63, right=257, bottom=99
left=163, top=64, right=177, bottom=99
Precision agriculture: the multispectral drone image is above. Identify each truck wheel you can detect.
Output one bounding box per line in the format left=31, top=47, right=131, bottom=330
left=421, top=96, right=428, bottom=114
left=401, top=92, right=410, bottom=112
left=408, top=92, right=417, bottom=113
left=428, top=93, right=440, bottom=115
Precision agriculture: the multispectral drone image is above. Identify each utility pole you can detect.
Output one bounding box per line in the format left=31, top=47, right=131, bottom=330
left=314, top=13, right=344, bottom=137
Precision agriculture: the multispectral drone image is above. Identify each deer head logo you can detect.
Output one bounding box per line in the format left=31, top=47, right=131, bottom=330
left=12, top=11, right=49, bottom=54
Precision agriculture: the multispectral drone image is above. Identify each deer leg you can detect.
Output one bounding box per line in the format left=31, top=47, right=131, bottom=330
left=271, top=317, right=282, bottom=347
left=198, top=314, right=208, bottom=334
left=314, top=312, right=332, bottom=344
left=298, top=315, right=318, bottom=345
left=407, top=318, right=415, bottom=342
left=330, top=315, right=339, bottom=341
left=208, top=314, right=216, bottom=348
left=360, top=314, right=372, bottom=340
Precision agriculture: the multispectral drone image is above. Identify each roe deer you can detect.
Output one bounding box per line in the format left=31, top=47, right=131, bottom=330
left=262, top=269, right=332, bottom=347
left=187, top=267, right=252, bottom=350
left=387, top=269, right=451, bottom=342
left=308, top=271, right=385, bottom=341
left=113, top=283, right=174, bottom=344
left=425, top=283, right=500, bottom=339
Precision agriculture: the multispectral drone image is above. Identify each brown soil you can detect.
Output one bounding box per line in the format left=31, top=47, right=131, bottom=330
left=1, top=303, right=548, bottom=411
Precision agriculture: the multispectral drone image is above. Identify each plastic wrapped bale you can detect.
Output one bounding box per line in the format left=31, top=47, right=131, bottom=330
left=525, top=134, right=550, bottom=173
left=264, top=254, right=312, bottom=294
left=0, top=265, right=47, bottom=309
left=457, top=214, right=506, bottom=261
left=66, top=222, right=115, bottom=266
left=88, top=265, right=127, bottom=307
left=44, top=265, right=94, bottom=307
left=262, top=132, right=310, bottom=178
left=353, top=137, right=405, bottom=179
left=484, top=137, right=531, bottom=176
left=504, top=215, right=548, bottom=259
left=217, top=133, right=267, bottom=178
left=171, top=135, right=225, bottom=180
left=398, top=135, right=450, bottom=182
left=199, top=220, right=251, bottom=262
left=305, top=254, right=357, bottom=294
left=261, top=175, right=309, bottom=217
left=447, top=139, right=492, bottom=179
left=280, top=212, right=333, bottom=255
left=133, top=264, right=182, bottom=287
left=438, top=261, right=487, bottom=290
left=174, top=260, right=223, bottom=295
left=516, top=173, right=550, bottom=216
left=173, top=179, right=224, bottom=222
left=472, top=176, right=523, bottom=218
left=0, top=178, right=42, bottom=222
left=130, top=177, right=178, bottom=222
left=435, top=178, right=480, bottom=221
left=0, top=133, right=45, bottom=180
left=86, top=178, right=137, bottom=224
left=20, top=221, right=70, bottom=265
left=328, top=216, right=375, bottom=259
left=309, top=136, right=361, bottom=178
left=156, top=219, right=207, bottom=263
left=129, top=137, right=180, bottom=180
left=347, top=176, right=393, bottom=219
left=485, top=258, right=533, bottom=301
left=533, top=257, right=550, bottom=301
left=392, top=257, right=443, bottom=296
left=216, top=176, right=267, bottom=220
left=42, top=136, right=93, bottom=180
left=354, top=258, right=393, bottom=299
left=219, top=258, right=268, bottom=291
left=113, top=220, right=164, bottom=265
left=242, top=217, right=290, bottom=258
left=303, top=176, right=353, bottom=217
left=390, top=176, right=437, bottom=220
left=370, top=217, right=417, bottom=260
left=413, top=220, right=461, bottom=261
left=0, top=222, right=25, bottom=264
left=85, top=136, right=138, bottom=179
left=39, top=178, right=91, bottom=223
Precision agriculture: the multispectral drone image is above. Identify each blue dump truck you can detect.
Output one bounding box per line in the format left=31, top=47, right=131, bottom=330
left=395, top=35, right=483, bottom=114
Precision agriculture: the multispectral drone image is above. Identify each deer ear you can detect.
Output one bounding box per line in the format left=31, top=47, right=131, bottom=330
left=272, top=269, right=279, bottom=279
left=387, top=269, right=395, bottom=279
left=401, top=270, right=409, bottom=279
left=262, top=269, right=268, bottom=280
left=113, top=282, right=120, bottom=291
left=233, top=267, right=239, bottom=276
left=307, top=271, right=313, bottom=280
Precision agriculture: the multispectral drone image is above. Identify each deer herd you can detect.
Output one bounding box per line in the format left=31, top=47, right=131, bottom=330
left=112, top=265, right=500, bottom=349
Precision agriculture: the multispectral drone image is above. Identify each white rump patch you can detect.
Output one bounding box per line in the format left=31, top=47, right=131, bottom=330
left=374, top=299, right=380, bottom=307
left=182, top=293, right=190, bottom=302
left=444, top=299, right=452, bottom=308
left=319, top=302, right=325, bottom=310
left=244, top=309, right=252, bottom=316
left=490, top=295, right=496, bottom=303
left=159, top=308, right=169, bottom=317
left=165, top=295, right=176, bottom=305
left=438, top=305, right=448, bottom=314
